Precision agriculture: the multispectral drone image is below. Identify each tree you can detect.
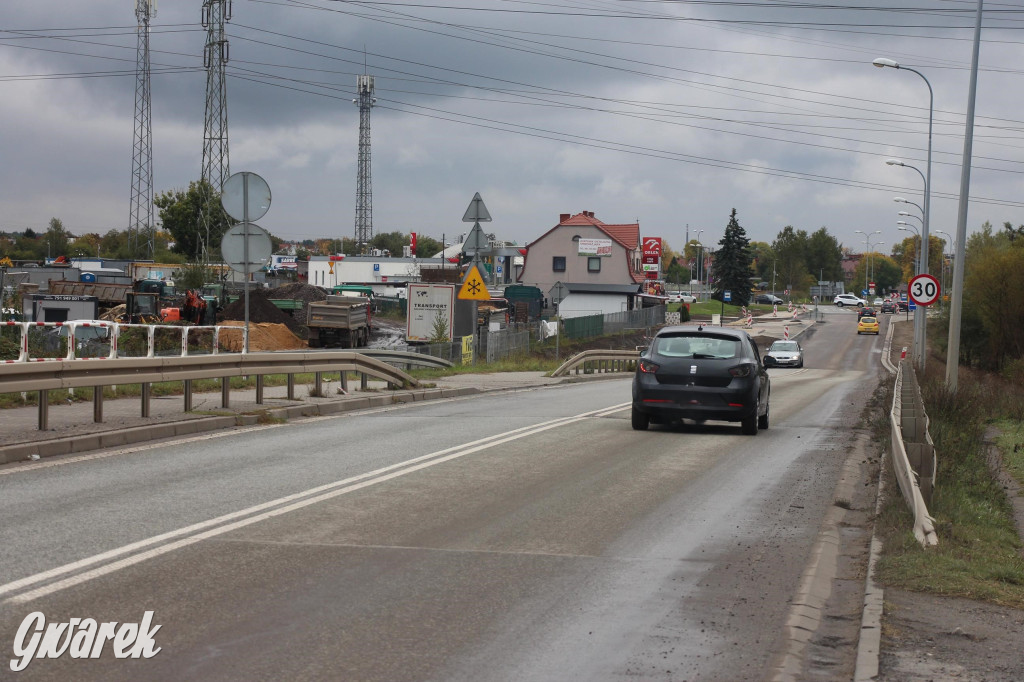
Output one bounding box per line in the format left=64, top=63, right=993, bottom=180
left=852, top=253, right=901, bottom=295
left=712, top=209, right=753, bottom=306
left=45, top=217, right=72, bottom=258
left=748, top=241, right=775, bottom=283
left=771, top=226, right=807, bottom=294
left=805, top=227, right=843, bottom=282
left=154, top=179, right=232, bottom=261
left=416, top=234, right=443, bottom=258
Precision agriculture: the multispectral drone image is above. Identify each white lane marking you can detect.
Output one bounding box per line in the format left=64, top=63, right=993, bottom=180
left=2, top=403, right=629, bottom=603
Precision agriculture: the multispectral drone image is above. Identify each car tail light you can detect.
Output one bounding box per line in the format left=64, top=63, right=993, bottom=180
left=728, top=364, right=752, bottom=378
left=638, top=359, right=660, bottom=373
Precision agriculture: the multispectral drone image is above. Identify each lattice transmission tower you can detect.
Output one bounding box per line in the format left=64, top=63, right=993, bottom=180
left=353, top=75, right=376, bottom=249
left=200, top=0, right=231, bottom=263
left=202, top=0, right=230, bottom=192
left=128, top=0, right=157, bottom=260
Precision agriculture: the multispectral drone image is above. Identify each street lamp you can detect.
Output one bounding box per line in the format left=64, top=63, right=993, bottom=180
left=897, top=221, right=921, bottom=274
left=855, top=229, right=882, bottom=293
left=887, top=158, right=929, bottom=368
left=934, top=229, right=954, bottom=308
left=876, top=56, right=933, bottom=371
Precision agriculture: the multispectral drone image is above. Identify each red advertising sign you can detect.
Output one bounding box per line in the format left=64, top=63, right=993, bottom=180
left=410, top=232, right=417, bottom=256
left=641, top=237, right=662, bottom=262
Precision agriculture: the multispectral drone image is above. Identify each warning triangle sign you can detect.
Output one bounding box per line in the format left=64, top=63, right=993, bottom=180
left=458, top=265, right=491, bottom=301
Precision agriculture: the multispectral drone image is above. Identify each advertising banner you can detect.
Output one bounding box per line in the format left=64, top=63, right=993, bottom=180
left=577, top=238, right=612, bottom=257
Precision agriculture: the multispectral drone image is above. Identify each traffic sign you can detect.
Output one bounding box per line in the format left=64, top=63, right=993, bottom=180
left=462, top=192, right=492, bottom=222
left=457, top=265, right=491, bottom=300
left=723, top=290, right=732, bottom=302
left=908, top=273, right=940, bottom=306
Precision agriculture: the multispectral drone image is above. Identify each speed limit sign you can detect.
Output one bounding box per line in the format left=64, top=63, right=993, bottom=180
left=908, top=273, right=940, bottom=306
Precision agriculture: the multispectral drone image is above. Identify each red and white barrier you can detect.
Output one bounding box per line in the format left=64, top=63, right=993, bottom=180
left=784, top=326, right=790, bottom=340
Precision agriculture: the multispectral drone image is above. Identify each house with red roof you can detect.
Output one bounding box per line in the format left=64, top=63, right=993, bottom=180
left=518, top=210, right=646, bottom=317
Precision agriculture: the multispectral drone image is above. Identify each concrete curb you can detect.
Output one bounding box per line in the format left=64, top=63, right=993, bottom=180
left=771, top=443, right=863, bottom=681
left=854, top=439, right=891, bottom=681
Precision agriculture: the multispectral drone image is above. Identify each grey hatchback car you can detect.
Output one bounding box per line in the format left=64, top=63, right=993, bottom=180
left=631, top=325, right=771, bottom=435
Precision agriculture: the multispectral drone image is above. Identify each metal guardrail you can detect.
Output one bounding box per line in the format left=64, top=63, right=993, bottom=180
left=550, top=349, right=640, bottom=377
left=0, top=351, right=418, bottom=432
left=356, top=349, right=453, bottom=369
left=890, top=360, right=938, bottom=547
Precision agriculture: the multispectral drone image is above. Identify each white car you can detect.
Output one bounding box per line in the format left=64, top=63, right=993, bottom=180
left=833, top=293, right=867, bottom=307
left=668, top=292, right=697, bottom=304
left=872, top=297, right=884, bottom=306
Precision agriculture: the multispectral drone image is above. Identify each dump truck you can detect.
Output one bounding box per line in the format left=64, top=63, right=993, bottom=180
left=47, top=279, right=133, bottom=305
left=306, top=295, right=371, bottom=348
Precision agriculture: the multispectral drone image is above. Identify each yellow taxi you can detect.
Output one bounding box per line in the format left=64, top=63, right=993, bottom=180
left=857, top=315, right=880, bottom=335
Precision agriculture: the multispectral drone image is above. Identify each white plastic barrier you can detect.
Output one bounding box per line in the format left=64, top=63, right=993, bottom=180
left=1, top=322, right=247, bottom=362
left=890, top=362, right=938, bottom=547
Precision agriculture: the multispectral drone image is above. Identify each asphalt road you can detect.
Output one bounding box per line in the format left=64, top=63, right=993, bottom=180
left=0, top=308, right=888, bottom=681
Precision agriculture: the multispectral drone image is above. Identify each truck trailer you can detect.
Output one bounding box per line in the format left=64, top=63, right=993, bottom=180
left=306, top=295, right=371, bottom=348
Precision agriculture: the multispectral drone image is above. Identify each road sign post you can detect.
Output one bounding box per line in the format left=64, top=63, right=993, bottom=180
left=221, top=172, right=272, bottom=354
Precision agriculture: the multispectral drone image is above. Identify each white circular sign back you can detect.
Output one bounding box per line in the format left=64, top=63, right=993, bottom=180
left=220, top=222, right=273, bottom=274
left=221, top=172, right=271, bottom=222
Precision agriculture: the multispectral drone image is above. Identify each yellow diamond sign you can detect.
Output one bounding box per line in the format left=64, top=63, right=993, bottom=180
left=458, top=265, right=491, bottom=301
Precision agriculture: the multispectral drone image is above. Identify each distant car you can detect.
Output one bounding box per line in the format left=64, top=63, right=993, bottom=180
left=857, top=316, right=880, bottom=335
left=873, top=297, right=884, bottom=306
left=763, top=340, right=803, bottom=368
left=632, top=325, right=770, bottom=435
left=834, top=293, right=866, bottom=307
left=880, top=300, right=896, bottom=314
left=896, top=299, right=909, bottom=312
left=754, top=294, right=783, bottom=305
left=857, top=307, right=876, bottom=319
left=668, top=292, right=697, bottom=304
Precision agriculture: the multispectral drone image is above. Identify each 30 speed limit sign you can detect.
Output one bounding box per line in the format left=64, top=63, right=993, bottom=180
left=908, top=273, right=941, bottom=306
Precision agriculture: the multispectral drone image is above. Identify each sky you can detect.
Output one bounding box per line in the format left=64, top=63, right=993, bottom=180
left=2, top=0, right=1023, bottom=258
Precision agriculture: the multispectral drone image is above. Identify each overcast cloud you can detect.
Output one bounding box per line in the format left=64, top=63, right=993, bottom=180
left=2, top=0, right=1022, bottom=256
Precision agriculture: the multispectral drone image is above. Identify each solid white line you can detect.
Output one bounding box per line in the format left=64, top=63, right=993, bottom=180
left=2, top=402, right=629, bottom=603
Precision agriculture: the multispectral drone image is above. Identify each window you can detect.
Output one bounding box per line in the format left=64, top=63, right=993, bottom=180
left=588, top=257, right=601, bottom=273
left=552, top=256, right=566, bottom=272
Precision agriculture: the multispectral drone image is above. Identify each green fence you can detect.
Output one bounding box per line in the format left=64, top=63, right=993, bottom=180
left=562, top=314, right=603, bottom=340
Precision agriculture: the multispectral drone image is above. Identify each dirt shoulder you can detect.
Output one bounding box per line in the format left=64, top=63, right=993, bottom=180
left=877, top=317, right=1024, bottom=681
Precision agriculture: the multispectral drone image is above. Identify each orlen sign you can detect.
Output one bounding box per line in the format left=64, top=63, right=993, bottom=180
left=641, top=237, right=662, bottom=273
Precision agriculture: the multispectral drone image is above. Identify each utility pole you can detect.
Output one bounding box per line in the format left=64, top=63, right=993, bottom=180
left=128, top=0, right=156, bottom=260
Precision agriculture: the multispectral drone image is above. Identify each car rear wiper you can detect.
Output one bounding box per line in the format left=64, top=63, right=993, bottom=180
left=692, top=353, right=719, bottom=359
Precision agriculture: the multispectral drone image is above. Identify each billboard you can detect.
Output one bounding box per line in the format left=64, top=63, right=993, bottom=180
left=406, top=283, right=456, bottom=342
left=577, top=238, right=612, bottom=257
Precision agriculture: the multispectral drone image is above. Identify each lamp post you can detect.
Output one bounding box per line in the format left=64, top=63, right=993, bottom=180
left=934, top=229, right=953, bottom=309
left=875, top=56, right=933, bottom=371
left=855, top=229, right=881, bottom=293
left=695, top=229, right=704, bottom=298
left=897, top=221, right=921, bottom=273
left=886, top=159, right=929, bottom=367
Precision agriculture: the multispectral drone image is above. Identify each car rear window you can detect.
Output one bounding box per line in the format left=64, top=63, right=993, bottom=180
left=860, top=317, right=877, bottom=323
left=653, top=334, right=739, bottom=359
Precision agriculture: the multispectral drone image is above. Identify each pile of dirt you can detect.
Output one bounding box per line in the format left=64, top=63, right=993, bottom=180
left=217, top=321, right=307, bottom=352
left=218, top=288, right=305, bottom=337
left=267, top=282, right=327, bottom=326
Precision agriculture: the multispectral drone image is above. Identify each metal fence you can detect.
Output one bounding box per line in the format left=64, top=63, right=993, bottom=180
left=483, top=327, right=532, bottom=363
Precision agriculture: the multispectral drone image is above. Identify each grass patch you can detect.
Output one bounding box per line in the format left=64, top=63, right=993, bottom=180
left=996, top=420, right=1024, bottom=488
left=874, top=369, right=1024, bottom=608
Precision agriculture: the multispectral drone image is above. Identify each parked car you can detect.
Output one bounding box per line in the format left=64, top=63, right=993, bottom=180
left=754, top=294, right=783, bottom=305
left=668, top=292, right=697, bottom=304
left=763, top=340, right=804, bottom=368
left=631, top=325, right=770, bottom=435
left=857, top=316, right=880, bottom=335
left=834, top=293, right=866, bottom=307
left=880, top=300, right=896, bottom=314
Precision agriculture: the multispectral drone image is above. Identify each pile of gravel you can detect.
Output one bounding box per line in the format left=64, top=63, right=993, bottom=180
left=218, top=288, right=305, bottom=337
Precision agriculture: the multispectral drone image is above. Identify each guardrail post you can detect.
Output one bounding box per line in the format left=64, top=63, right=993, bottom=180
left=256, top=375, right=264, bottom=404
left=287, top=374, right=295, bottom=400
left=38, top=390, right=48, bottom=431
left=315, top=372, right=323, bottom=397
left=361, top=373, right=368, bottom=390
left=221, top=377, right=230, bottom=408
left=141, top=383, right=151, bottom=418
left=93, top=386, right=103, bottom=423
left=340, top=372, right=348, bottom=393
left=184, top=379, right=193, bottom=412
